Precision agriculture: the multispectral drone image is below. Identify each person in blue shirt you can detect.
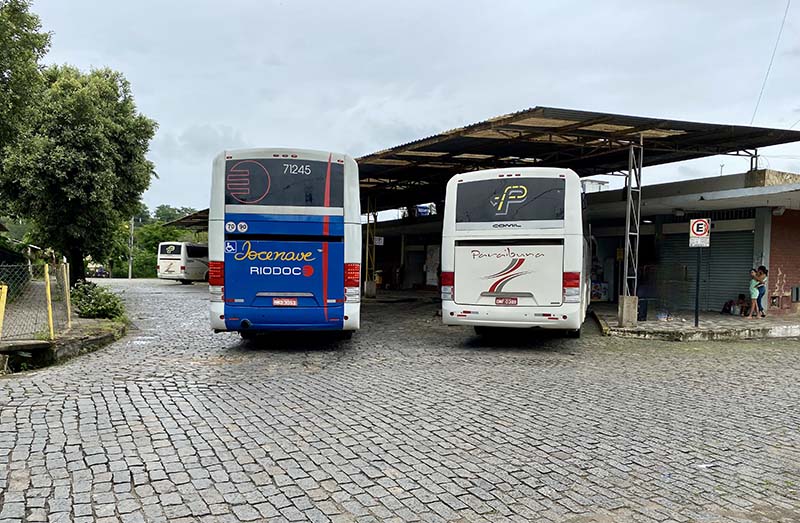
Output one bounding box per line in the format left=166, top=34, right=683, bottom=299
left=756, top=266, right=769, bottom=318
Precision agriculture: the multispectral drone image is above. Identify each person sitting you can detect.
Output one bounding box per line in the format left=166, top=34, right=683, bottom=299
left=736, top=293, right=749, bottom=316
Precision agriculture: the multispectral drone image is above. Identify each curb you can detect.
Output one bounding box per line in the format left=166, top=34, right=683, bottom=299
left=603, top=323, right=800, bottom=342
left=590, top=309, right=611, bottom=336
left=1, top=320, right=126, bottom=374
left=52, top=322, right=127, bottom=364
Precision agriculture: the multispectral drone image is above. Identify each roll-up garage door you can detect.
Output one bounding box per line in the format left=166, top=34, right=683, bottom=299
left=657, top=231, right=753, bottom=311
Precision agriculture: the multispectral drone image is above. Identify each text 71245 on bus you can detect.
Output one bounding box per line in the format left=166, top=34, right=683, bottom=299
left=440, top=168, right=590, bottom=337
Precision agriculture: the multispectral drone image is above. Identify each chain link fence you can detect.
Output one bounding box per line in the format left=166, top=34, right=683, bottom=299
left=0, top=263, right=71, bottom=341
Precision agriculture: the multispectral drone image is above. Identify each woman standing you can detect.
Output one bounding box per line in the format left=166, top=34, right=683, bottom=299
left=756, top=266, right=769, bottom=318
left=747, top=269, right=760, bottom=319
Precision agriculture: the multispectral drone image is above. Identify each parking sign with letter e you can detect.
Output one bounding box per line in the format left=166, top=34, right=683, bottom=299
left=689, top=218, right=710, bottom=248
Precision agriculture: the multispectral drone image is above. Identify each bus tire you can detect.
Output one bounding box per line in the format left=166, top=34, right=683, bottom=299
left=566, top=328, right=581, bottom=338
left=339, top=331, right=354, bottom=340
left=204, top=272, right=209, bottom=282
left=474, top=326, right=490, bottom=337
left=239, top=331, right=257, bottom=340
left=180, top=280, right=193, bottom=285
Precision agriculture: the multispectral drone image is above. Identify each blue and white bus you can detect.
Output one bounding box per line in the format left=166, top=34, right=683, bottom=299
left=208, top=148, right=361, bottom=338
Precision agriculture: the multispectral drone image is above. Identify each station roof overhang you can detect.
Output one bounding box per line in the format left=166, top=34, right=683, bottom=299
left=587, top=170, right=800, bottom=220
left=357, top=106, right=800, bottom=211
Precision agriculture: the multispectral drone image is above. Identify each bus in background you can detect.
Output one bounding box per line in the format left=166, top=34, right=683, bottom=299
left=440, top=167, right=590, bottom=337
left=208, top=148, right=361, bottom=339
left=157, top=242, right=209, bottom=284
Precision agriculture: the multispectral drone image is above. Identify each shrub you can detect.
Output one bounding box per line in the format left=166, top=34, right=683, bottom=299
left=71, top=281, right=125, bottom=319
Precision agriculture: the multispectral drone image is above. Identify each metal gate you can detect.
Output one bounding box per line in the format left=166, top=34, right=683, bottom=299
left=657, top=231, right=753, bottom=311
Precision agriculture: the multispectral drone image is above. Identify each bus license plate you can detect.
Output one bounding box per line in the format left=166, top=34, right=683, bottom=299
left=496, top=297, right=518, bottom=306
left=273, top=298, right=297, bottom=307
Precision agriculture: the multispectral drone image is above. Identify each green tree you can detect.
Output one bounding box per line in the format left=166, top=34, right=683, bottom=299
left=153, top=204, right=197, bottom=224
left=0, top=0, right=50, bottom=150
left=0, top=65, right=157, bottom=284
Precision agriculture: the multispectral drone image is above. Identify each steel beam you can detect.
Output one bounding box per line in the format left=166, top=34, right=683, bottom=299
left=622, top=136, right=643, bottom=299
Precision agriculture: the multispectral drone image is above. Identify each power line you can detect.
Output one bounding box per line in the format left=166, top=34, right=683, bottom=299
left=750, top=0, right=792, bottom=125
left=791, top=116, right=800, bottom=129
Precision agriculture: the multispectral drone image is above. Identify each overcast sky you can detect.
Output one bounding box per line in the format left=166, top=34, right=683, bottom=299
left=33, top=0, right=800, bottom=211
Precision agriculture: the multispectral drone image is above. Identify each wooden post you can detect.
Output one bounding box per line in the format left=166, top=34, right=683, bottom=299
left=0, top=284, right=7, bottom=339
left=62, top=263, right=72, bottom=329
left=44, top=264, right=55, bottom=340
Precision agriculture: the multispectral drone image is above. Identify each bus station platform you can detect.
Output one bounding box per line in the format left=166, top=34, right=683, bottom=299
left=592, top=303, right=800, bottom=341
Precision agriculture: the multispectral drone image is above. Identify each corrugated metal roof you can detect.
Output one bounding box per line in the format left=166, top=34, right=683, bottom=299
left=357, top=106, right=800, bottom=211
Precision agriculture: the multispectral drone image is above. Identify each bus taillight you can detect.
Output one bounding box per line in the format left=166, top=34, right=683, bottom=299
left=441, top=271, right=454, bottom=301
left=209, top=261, right=225, bottom=286
left=344, top=263, right=361, bottom=302
left=563, top=272, right=580, bottom=303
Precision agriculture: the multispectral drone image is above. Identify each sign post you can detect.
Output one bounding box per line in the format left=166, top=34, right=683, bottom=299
left=689, top=218, right=710, bottom=327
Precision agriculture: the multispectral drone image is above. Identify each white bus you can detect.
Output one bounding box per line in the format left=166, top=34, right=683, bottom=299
left=208, top=148, right=361, bottom=338
left=441, top=167, right=590, bottom=337
left=157, top=242, right=209, bottom=284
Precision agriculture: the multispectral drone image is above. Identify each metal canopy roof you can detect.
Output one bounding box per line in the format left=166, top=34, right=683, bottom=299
left=357, top=106, right=800, bottom=211
left=166, top=208, right=208, bottom=231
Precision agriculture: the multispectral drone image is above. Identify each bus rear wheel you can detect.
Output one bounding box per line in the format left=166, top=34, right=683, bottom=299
left=565, top=328, right=582, bottom=338
left=239, top=331, right=257, bottom=340
left=180, top=280, right=193, bottom=285
left=474, top=326, right=491, bottom=337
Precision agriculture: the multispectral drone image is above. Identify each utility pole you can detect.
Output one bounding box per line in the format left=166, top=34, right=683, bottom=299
left=128, top=216, right=134, bottom=279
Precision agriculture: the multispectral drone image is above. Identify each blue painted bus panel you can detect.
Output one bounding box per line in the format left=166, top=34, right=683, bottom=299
left=224, top=213, right=344, bottom=237
left=223, top=239, right=344, bottom=330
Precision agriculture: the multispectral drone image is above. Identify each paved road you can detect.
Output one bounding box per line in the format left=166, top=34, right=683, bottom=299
left=1, top=279, right=799, bottom=523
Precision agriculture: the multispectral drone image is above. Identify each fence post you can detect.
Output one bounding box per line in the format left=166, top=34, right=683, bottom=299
left=0, top=284, right=7, bottom=339
left=62, top=263, right=72, bottom=329
left=44, top=264, right=55, bottom=340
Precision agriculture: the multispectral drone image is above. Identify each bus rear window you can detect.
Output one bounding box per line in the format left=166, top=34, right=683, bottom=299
left=455, top=178, right=565, bottom=222
left=160, top=244, right=182, bottom=255
left=225, top=158, right=344, bottom=207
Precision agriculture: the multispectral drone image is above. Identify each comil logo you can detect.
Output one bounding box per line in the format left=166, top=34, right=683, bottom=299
left=490, top=185, right=528, bottom=216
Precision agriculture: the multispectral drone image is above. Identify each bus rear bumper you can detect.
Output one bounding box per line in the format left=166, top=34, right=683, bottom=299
left=158, top=273, right=187, bottom=281
left=209, top=302, right=360, bottom=332
left=442, top=301, right=584, bottom=330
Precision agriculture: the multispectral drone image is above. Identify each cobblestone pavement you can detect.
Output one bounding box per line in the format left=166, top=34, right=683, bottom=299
left=1, top=279, right=799, bottom=523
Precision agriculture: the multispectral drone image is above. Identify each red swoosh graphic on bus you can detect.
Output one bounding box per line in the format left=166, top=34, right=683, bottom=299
left=489, top=272, right=519, bottom=293
left=487, top=259, right=527, bottom=293
left=485, top=258, right=524, bottom=279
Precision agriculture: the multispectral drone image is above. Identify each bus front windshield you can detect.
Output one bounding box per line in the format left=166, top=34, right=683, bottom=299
left=225, top=158, right=343, bottom=207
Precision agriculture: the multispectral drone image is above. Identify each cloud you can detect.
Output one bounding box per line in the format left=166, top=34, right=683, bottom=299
left=32, top=0, right=800, bottom=210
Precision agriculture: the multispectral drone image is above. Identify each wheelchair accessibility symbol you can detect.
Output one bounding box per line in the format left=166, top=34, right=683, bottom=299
left=224, top=241, right=236, bottom=254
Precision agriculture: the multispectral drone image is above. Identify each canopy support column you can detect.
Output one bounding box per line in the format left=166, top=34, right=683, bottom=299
left=618, top=136, right=643, bottom=327
left=364, top=197, right=377, bottom=298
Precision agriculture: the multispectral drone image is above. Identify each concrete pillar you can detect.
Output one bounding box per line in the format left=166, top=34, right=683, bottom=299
left=618, top=296, right=639, bottom=327
left=754, top=207, right=772, bottom=268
